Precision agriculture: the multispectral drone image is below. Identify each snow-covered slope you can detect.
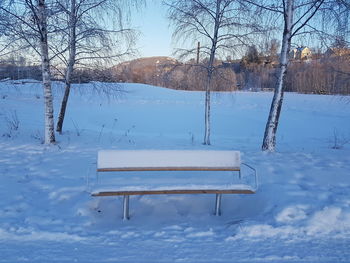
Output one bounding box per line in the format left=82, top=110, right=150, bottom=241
left=0, top=81, right=350, bottom=262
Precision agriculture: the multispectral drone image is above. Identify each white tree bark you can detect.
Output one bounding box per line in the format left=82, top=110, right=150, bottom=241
left=204, top=76, right=212, bottom=145
left=38, top=0, right=56, bottom=144
left=203, top=0, right=221, bottom=145
left=262, top=0, right=294, bottom=151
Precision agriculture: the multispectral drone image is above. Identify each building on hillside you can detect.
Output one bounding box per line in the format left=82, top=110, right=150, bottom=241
left=290, top=47, right=312, bottom=60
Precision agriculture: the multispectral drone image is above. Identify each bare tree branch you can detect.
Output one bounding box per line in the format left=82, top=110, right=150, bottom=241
left=165, top=0, right=263, bottom=145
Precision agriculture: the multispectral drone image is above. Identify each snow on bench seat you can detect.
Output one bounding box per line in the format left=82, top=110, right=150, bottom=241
left=93, top=150, right=255, bottom=196
left=92, top=150, right=256, bottom=219
left=97, top=150, right=241, bottom=171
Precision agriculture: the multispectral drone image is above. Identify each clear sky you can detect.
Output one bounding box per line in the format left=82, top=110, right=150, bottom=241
left=131, top=1, right=174, bottom=58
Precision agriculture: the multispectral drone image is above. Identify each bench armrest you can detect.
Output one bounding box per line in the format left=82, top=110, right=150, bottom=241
left=241, top=163, right=258, bottom=191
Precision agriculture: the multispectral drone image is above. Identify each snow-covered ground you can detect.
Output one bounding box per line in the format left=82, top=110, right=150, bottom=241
left=0, top=81, right=350, bottom=262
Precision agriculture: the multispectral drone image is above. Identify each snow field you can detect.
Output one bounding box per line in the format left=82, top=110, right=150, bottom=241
left=0, top=81, right=350, bottom=262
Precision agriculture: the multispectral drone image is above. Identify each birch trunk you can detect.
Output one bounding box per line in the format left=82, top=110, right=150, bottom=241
left=38, top=0, right=56, bottom=144
left=203, top=0, right=221, bottom=145
left=203, top=73, right=212, bottom=145
left=261, top=0, right=293, bottom=151
left=56, top=0, right=77, bottom=133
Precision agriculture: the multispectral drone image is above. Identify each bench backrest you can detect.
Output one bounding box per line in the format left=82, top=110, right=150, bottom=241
left=97, top=150, right=241, bottom=172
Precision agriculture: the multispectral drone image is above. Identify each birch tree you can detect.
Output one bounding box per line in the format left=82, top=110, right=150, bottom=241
left=0, top=0, right=56, bottom=144
left=165, top=0, right=261, bottom=145
left=55, top=0, right=77, bottom=134
left=54, top=0, right=137, bottom=133
left=36, top=0, right=56, bottom=144
left=251, top=0, right=326, bottom=151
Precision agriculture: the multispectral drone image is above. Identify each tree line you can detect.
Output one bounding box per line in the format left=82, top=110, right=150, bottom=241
left=110, top=43, right=350, bottom=95
left=2, top=44, right=350, bottom=96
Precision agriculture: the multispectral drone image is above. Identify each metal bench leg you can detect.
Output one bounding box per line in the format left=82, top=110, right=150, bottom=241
left=123, top=195, right=130, bottom=220
left=215, top=194, right=222, bottom=216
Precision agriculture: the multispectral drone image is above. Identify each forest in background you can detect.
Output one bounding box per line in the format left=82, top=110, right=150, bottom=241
left=2, top=44, right=349, bottom=95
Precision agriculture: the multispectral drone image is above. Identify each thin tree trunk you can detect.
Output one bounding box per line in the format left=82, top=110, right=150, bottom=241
left=196, top=41, right=200, bottom=64
left=204, top=76, right=212, bottom=145
left=203, top=0, right=221, bottom=145
left=56, top=82, right=71, bottom=133
left=56, top=0, right=77, bottom=133
left=262, top=0, right=293, bottom=151
left=38, top=0, right=55, bottom=144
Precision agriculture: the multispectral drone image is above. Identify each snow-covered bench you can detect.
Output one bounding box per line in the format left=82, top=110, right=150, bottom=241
left=90, top=150, right=258, bottom=220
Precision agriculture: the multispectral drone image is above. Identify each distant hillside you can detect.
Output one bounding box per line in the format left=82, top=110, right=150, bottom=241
left=112, top=56, right=238, bottom=91
left=115, top=56, right=178, bottom=70
left=112, top=56, right=179, bottom=85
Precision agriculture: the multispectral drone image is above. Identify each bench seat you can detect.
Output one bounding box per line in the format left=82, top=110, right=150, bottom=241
left=97, top=150, right=241, bottom=171
left=92, top=189, right=255, bottom=196
left=90, top=150, right=257, bottom=220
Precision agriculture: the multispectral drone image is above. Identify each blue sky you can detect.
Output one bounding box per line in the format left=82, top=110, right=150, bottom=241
left=131, top=1, right=173, bottom=58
